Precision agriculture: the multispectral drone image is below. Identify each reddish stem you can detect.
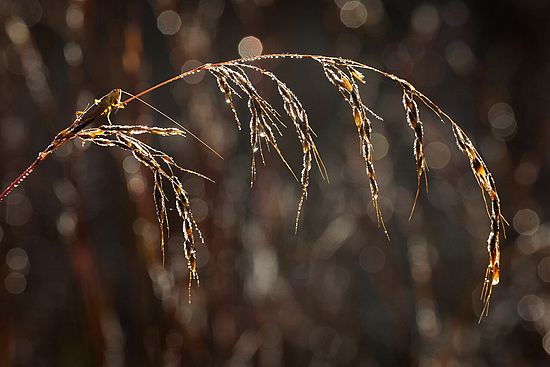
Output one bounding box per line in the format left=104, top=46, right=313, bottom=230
left=0, top=156, right=44, bottom=202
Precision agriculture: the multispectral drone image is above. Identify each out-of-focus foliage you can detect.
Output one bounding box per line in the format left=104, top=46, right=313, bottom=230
left=1, top=0, right=549, bottom=366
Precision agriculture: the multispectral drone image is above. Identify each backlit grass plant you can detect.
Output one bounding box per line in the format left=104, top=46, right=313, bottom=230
left=0, top=54, right=505, bottom=319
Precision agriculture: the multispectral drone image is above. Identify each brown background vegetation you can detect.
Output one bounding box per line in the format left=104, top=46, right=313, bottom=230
left=1, top=0, right=550, bottom=365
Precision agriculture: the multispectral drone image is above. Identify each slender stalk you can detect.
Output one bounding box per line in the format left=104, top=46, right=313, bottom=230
left=0, top=156, right=43, bottom=202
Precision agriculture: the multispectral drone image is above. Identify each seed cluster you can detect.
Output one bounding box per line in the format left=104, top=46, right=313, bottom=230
left=77, top=125, right=205, bottom=300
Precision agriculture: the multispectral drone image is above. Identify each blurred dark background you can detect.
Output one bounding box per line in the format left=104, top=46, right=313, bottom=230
left=1, top=0, right=549, bottom=366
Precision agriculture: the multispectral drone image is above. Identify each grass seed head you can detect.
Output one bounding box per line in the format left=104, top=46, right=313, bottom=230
left=0, top=54, right=504, bottom=318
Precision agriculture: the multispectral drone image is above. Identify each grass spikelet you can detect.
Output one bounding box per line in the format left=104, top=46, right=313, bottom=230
left=233, top=63, right=327, bottom=232
left=450, top=124, right=502, bottom=321
left=76, top=124, right=204, bottom=295
left=318, top=59, right=389, bottom=240
left=402, top=85, right=428, bottom=220
left=210, top=69, right=242, bottom=130
left=208, top=65, right=295, bottom=187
